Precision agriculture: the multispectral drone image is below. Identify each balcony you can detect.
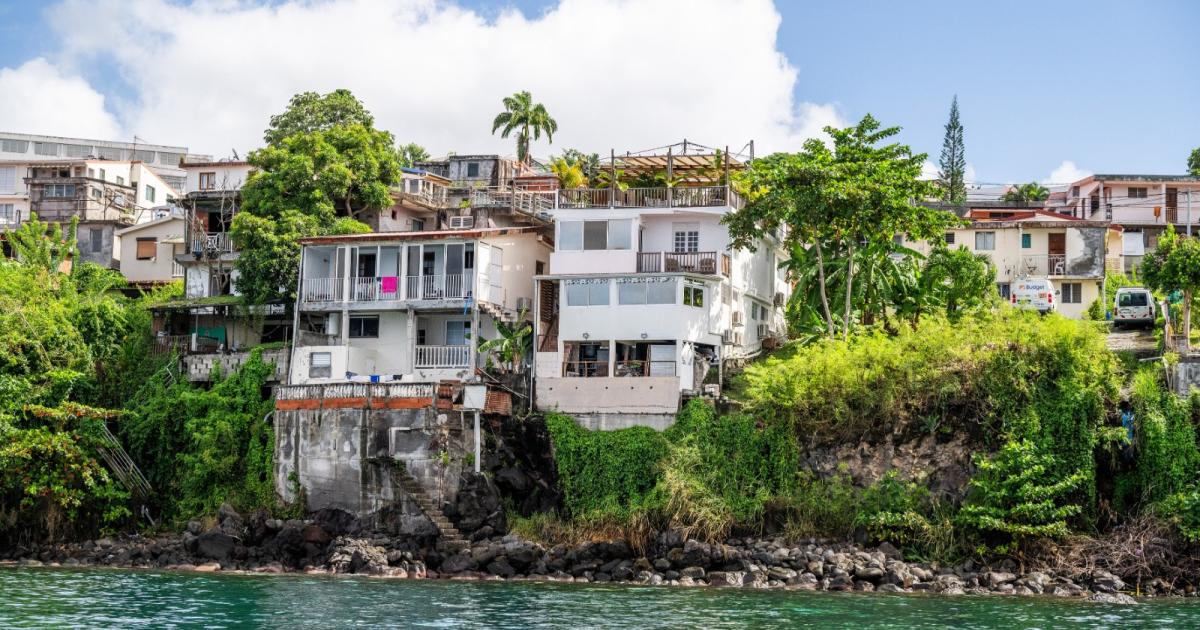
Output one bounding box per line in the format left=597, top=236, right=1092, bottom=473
left=189, top=231, right=234, bottom=255
left=301, top=273, right=473, bottom=305
left=0, top=209, right=21, bottom=230
left=636, top=251, right=731, bottom=276
left=399, top=179, right=450, bottom=208
left=415, top=344, right=472, bottom=369
left=1020, top=254, right=1067, bottom=277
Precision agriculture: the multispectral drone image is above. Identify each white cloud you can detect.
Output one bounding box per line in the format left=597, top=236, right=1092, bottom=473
left=920, top=160, right=977, bottom=183
left=1045, top=160, right=1091, bottom=184
left=29, top=0, right=842, bottom=160
left=0, top=58, right=122, bottom=139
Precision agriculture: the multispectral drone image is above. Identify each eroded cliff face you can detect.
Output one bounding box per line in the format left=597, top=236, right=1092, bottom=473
left=801, top=432, right=975, bottom=500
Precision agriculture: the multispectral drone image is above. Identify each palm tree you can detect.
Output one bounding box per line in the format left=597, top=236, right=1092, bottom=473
left=1001, top=182, right=1050, bottom=205
left=491, top=91, right=557, bottom=164
left=549, top=158, right=584, bottom=189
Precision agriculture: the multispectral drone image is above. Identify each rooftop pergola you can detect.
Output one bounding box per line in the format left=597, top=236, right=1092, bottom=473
left=602, top=140, right=753, bottom=186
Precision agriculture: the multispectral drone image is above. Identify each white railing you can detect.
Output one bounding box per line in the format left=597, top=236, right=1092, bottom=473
left=275, top=382, right=435, bottom=400
left=415, top=345, right=472, bottom=369
left=1020, top=254, right=1068, bottom=277
left=403, top=179, right=450, bottom=207
left=171, top=261, right=184, bottom=277
left=405, top=273, right=471, bottom=300
left=301, top=277, right=343, bottom=303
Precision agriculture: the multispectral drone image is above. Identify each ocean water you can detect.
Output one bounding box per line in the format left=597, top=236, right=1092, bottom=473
left=3, top=567, right=1199, bottom=629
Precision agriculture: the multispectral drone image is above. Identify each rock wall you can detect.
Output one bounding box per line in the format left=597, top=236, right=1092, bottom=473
left=801, top=433, right=974, bottom=499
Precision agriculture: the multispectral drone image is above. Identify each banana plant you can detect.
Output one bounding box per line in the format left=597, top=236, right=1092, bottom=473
left=478, top=308, right=533, bottom=373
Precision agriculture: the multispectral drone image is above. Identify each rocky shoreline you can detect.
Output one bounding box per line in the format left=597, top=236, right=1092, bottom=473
left=4, top=507, right=1184, bottom=604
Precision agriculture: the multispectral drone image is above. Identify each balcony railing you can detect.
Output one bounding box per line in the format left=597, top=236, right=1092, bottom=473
left=1020, top=254, right=1068, bottom=277
left=0, top=209, right=22, bottom=230
left=152, top=334, right=191, bottom=355
left=401, top=180, right=450, bottom=208
left=190, top=231, right=234, bottom=254
left=562, top=360, right=610, bottom=377
left=301, top=274, right=472, bottom=303
left=415, top=345, right=472, bottom=369
left=557, top=185, right=737, bottom=209
left=614, top=360, right=676, bottom=377
left=171, top=261, right=184, bottom=278
left=636, top=251, right=729, bottom=276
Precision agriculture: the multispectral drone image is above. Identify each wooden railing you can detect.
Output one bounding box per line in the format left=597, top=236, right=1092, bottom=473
left=556, top=185, right=738, bottom=209
left=561, top=360, right=610, bottom=377
left=415, top=345, right=472, bottom=368
left=636, top=251, right=723, bottom=275
left=152, top=334, right=191, bottom=355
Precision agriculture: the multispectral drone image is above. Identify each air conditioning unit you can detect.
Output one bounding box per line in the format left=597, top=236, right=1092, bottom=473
left=449, top=215, right=474, bottom=229
left=757, top=323, right=770, bottom=338
left=773, top=292, right=785, bottom=307
left=732, top=311, right=743, bottom=326
left=721, top=330, right=733, bottom=344
left=515, top=296, right=532, bottom=313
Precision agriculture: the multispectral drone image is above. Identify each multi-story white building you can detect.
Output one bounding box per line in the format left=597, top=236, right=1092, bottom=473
left=287, top=227, right=550, bottom=384
left=0, top=132, right=204, bottom=193
left=531, top=144, right=790, bottom=429
left=1051, top=174, right=1200, bottom=270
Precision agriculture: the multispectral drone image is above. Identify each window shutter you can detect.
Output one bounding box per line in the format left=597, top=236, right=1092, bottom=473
left=136, top=238, right=157, bottom=259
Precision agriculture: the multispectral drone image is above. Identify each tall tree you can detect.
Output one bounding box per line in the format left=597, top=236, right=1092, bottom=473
left=491, top=91, right=558, bottom=164
left=938, top=96, right=967, bottom=204
left=263, top=89, right=375, bottom=145
left=1188, top=147, right=1200, bottom=176
left=1142, top=226, right=1200, bottom=352
left=233, top=91, right=400, bottom=303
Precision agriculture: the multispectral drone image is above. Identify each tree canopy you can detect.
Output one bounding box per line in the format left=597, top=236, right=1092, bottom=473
left=396, top=142, right=430, bottom=168
left=1142, top=226, right=1200, bottom=350
left=1001, top=182, right=1050, bottom=204
left=1189, top=147, right=1200, bottom=176
left=492, top=91, right=557, bottom=164
left=264, top=89, right=376, bottom=145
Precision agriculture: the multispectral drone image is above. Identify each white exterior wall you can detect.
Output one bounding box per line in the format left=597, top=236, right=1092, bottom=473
left=478, top=232, right=550, bottom=310
left=117, top=217, right=185, bottom=283
left=182, top=163, right=253, bottom=194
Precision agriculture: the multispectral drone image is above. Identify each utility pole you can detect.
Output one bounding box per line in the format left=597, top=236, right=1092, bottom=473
left=1188, top=190, right=1193, bottom=237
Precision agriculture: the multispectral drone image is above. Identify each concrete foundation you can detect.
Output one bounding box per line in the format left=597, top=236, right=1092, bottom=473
left=571, top=412, right=678, bottom=431
left=1169, top=357, right=1200, bottom=396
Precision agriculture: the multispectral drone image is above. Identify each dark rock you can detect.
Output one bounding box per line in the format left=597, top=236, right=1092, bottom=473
left=984, top=571, right=1017, bottom=587
left=487, top=556, right=516, bottom=578
left=494, top=467, right=531, bottom=494
left=1088, top=592, right=1138, bottom=605
left=592, top=572, right=612, bottom=583
left=1091, top=570, right=1126, bottom=594
left=302, top=524, right=332, bottom=546
left=311, top=508, right=362, bottom=537
left=653, top=557, right=671, bottom=572
left=441, top=552, right=475, bottom=574
left=854, top=565, right=886, bottom=582
left=194, top=531, right=237, bottom=561
left=455, top=473, right=506, bottom=535
left=185, top=521, right=203, bottom=536
left=680, top=566, right=706, bottom=579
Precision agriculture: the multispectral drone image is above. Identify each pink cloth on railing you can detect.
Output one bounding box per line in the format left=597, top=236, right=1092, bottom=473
left=380, top=276, right=398, bottom=294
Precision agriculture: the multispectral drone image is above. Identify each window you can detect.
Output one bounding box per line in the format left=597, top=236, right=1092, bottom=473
left=135, top=237, right=157, bottom=260
left=116, top=176, right=125, bottom=186
left=33, top=142, right=59, bottom=156
left=133, top=150, right=155, bottom=163
left=44, top=184, right=76, bottom=198
left=0, top=139, right=28, bottom=153
left=673, top=225, right=700, bottom=253
left=684, top=284, right=705, bottom=308
left=1071, top=186, right=1080, bottom=197
left=91, top=187, right=101, bottom=200
left=87, top=168, right=95, bottom=178
left=198, top=172, right=217, bottom=190
left=98, top=168, right=106, bottom=181
left=64, top=144, right=92, bottom=158
left=0, top=204, right=14, bottom=223
left=997, top=283, right=1011, bottom=299
left=446, top=321, right=471, bottom=346
left=145, top=185, right=156, bottom=203
left=1127, top=187, right=1148, bottom=199
left=0, top=166, right=15, bottom=192
left=158, top=152, right=182, bottom=165
left=466, top=162, right=480, bottom=177
left=309, top=352, right=332, bottom=378
left=974, top=231, right=995, bottom=250
left=944, top=232, right=955, bottom=245
left=565, top=279, right=610, bottom=306
left=411, top=218, right=425, bottom=231
left=618, top=278, right=676, bottom=304
left=559, top=219, right=630, bottom=251
left=348, top=315, right=380, bottom=338
left=1061, top=282, right=1082, bottom=304
left=1119, top=292, right=1149, bottom=307
left=1021, top=233, right=1032, bottom=249
left=97, top=146, right=122, bottom=160
left=89, top=228, right=104, bottom=253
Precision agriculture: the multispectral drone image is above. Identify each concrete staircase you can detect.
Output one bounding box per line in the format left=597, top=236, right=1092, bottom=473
left=388, top=464, right=468, bottom=548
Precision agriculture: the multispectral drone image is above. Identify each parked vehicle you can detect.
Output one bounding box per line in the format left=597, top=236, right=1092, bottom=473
left=1113, top=287, right=1156, bottom=328
left=1011, top=278, right=1056, bottom=314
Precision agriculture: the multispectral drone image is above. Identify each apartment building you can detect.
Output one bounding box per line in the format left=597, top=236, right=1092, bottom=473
left=287, top=227, right=550, bottom=385
left=908, top=203, right=1121, bottom=319
left=1051, top=174, right=1200, bottom=270
left=1, top=159, right=178, bottom=267
left=0, top=132, right=204, bottom=193
left=531, top=143, right=790, bottom=429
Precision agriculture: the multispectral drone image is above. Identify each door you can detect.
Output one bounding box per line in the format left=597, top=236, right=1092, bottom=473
left=1047, top=233, right=1066, bottom=275
left=1167, top=188, right=1179, bottom=224
left=489, top=247, right=503, bottom=300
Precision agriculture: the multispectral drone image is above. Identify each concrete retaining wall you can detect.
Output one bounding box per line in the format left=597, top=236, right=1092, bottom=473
left=184, top=348, right=289, bottom=382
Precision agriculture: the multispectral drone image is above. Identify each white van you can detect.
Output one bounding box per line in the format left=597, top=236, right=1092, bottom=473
left=1011, top=278, right=1057, bottom=314
left=1114, top=287, right=1155, bottom=328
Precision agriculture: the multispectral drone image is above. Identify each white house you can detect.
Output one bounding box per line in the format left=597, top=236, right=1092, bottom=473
left=116, top=212, right=186, bottom=286
left=287, top=227, right=550, bottom=385
left=532, top=143, right=790, bottom=429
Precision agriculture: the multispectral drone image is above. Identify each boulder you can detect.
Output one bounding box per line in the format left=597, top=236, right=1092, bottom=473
left=486, top=556, right=516, bottom=578
left=454, top=473, right=506, bottom=535
left=1090, top=570, right=1126, bottom=594
left=193, top=531, right=237, bottom=561
left=984, top=571, right=1017, bottom=588
left=1088, top=592, right=1138, bottom=605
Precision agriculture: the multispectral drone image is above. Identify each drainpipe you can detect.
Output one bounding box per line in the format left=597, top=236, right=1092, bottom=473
left=287, top=246, right=305, bottom=385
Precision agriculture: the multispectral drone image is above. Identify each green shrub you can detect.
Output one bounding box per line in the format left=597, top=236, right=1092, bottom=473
left=1118, top=367, right=1200, bottom=509
left=958, top=439, right=1085, bottom=549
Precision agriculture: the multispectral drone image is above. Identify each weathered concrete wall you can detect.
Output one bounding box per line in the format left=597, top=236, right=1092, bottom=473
left=274, top=404, right=476, bottom=518
left=537, top=376, right=680, bottom=414
left=571, top=412, right=677, bottom=431
left=184, top=348, right=289, bottom=382
left=1065, top=227, right=1106, bottom=277
left=1169, top=358, right=1200, bottom=396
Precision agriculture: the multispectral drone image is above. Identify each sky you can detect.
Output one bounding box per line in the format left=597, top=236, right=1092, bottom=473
left=0, top=0, right=1197, bottom=185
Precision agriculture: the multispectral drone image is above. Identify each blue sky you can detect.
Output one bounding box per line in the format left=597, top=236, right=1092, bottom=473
left=1, top=0, right=1197, bottom=184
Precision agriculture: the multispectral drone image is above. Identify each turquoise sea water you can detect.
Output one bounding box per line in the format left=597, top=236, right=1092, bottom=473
left=3, top=567, right=1200, bottom=629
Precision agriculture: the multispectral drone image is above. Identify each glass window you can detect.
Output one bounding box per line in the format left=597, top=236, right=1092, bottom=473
left=97, top=146, right=122, bottom=160
left=133, top=150, right=156, bottom=163
left=997, top=283, right=1011, bottom=299
left=589, top=281, right=609, bottom=305
left=1127, top=187, right=1148, bottom=199
left=91, top=188, right=101, bottom=199
left=64, top=144, right=92, bottom=158
left=349, top=315, right=380, bottom=338
left=974, top=231, right=995, bottom=250
left=608, top=219, right=631, bottom=250
left=1061, top=282, right=1082, bottom=304
left=145, top=185, right=156, bottom=203
left=1119, top=292, right=1148, bottom=307
left=583, top=220, right=608, bottom=250
left=309, top=352, right=332, bottom=378
left=411, top=218, right=425, bottom=232
left=45, top=184, right=76, bottom=198
left=674, top=230, right=700, bottom=253
left=684, top=284, right=704, bottom=308
left=98, top=168, right=106, bottom=181
left=559, top=221, right=583, bottom=250
left=0, top=166, right=15, bottom=192
left=566, top=280, right=610, bottom=306
left=199, top=172, right=217, bottom=190
left=466, top=162, right=480, bottom=177
left=647, top=279, right=675, bottom=304
left=89, top=228, right=104, bottom=253
left=117, top=176, right=125, bottom=186
left=944, top=232, right=955, bottom=245
left=446, top=320, right=472, bottom=345
left=34, top=142, right=59, bottom=156
left=1021, top=233, right=1031, bottom=248
left=0, top=139, right=28, bottom=153
left=0, top=203, right=14, bottom=222
left=618, top=282, right=646, bottom=304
